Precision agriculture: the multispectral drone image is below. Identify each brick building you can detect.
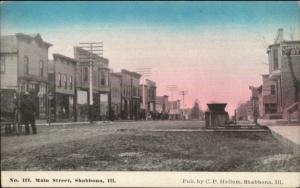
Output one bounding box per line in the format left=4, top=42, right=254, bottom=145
left=74, top=47, right=110, bottom=121
left=48, top=54, right=77, bottom=122
left=110, top=72, right=122, bottom=119
left=118, top=69, right=141, bottom=120
left=140, top=79, right=156, bottom=119
left=156, top=95, right=169, bottom=114
left=0, top=33, right=52, bottom=119
left=168, top=100, right=181, bottom=120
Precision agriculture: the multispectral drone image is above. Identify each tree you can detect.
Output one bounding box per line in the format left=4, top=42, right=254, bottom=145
left=191, top=100, right=200, bottom=119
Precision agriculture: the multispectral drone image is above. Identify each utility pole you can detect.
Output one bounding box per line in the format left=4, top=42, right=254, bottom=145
left=77, top=42, right=103, bottom=123
left=135, top=67, right=151, bottom=108
left=179, top=90, right=188, bottom=109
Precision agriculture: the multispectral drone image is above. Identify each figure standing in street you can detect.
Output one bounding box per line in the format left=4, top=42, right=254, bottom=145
left=20, top=92, right=37, bottom=134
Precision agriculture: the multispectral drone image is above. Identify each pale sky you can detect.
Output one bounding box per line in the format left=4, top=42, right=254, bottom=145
left=2, top=1, right=300, bottom=114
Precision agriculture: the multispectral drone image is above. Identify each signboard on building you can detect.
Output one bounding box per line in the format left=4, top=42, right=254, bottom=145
left=281, top=44, right=300, bottom=56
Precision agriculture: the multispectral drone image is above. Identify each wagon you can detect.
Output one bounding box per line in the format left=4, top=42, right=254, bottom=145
left=0, top=89, right=23, bottom=135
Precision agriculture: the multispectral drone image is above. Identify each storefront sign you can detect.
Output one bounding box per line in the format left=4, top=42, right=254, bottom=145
left=282, top=44, right=300, bottom=56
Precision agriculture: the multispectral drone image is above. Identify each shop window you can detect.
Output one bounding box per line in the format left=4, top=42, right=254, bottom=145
left=24, top=56, right=29, bottom=74
left=0, top=56, right=5, bottom=74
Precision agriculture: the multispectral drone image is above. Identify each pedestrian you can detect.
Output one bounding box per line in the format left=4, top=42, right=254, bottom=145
left=20, top=92, right=37, bottom=134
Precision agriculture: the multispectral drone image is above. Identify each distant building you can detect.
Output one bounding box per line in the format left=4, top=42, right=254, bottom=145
left=110, top=72, right=122, bottom=119
left=118, top=69, right=141, bottom=120
left=265, top=29, right=300, bottom=119
left=236, top=101, right=252, bottom=121
left=74, top=47, right=110, bottom=121
left=48, top=53, right=77, bottom=122
left=182, top=108, right=192, bottom=120
left=156, top=95, right=169, bottom=114
left=0, top=33, right=52, bottom=119
left=140, top=79, right=156, bottom=119
left=168, top=100, right=181, bottom=120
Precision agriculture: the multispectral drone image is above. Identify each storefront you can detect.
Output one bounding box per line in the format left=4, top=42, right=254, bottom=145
left=76, top=90, right=88, bottom=121
left=18, top=80, right=48, bottom=119
left=55, top=93, right=74, bottom=121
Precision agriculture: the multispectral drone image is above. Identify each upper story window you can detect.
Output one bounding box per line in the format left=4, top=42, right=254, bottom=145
left=270, top=85, right=276, bottom=95
left=24, top=56, right=29, bottom=74
left=39, top=60, right=44, bottom=76
left=58, top=73, right=62, bottom=88
left=63, top=74, right=67, bottom=89
left=273, top=48, right=279, bottom=70
left=0, top=56, right=5, bottom=74
left=83, top=67, right=88, bottom=81
left=69, top=75, right=73, bottom=90
left=100, top=72, right=106, bottom=86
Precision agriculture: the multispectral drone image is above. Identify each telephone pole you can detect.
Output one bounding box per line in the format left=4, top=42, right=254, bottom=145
left=179, top=90, right=188, bottom=109
left=135, top=67, right=152, bottom=110
left=77, top=42, right=103, bottom=123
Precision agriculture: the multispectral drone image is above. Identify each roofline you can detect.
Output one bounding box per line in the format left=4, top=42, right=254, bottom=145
left=53, top=53, right=77, bottom=64
left=267, top=40, right=300, bottom=49
left=111, top=72, right=122, bottom=78
left=121, top=69, right=142, bottom=78
left=15, top=33, right=52, bottom=47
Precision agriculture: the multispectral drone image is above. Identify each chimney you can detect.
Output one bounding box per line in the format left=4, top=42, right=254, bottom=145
left=274, top=28, right=284, bottom=43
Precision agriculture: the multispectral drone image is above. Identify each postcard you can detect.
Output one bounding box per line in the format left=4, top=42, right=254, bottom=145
left=1, top=1, right=299, bottom=188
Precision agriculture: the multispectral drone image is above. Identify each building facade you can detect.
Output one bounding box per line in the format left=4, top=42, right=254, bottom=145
left=48, top=54, right=77, bottom=122
left=110, top=72, right=122, bottom=119
left=74, top=47, right=110, bottom=121
left=266, top=29, right=300, bottom=119
left=119, top=69, right=141, bottom=120
left=168, top=100, right=181, bottom=120
left=140, top=79, right=156, bottom=119
left=0, top=33, right=52, bottom=119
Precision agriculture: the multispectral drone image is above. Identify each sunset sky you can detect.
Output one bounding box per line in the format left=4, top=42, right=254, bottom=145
left=1, top=1, right=300, bottom=114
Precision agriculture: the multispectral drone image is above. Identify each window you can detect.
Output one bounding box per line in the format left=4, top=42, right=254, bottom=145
left=273, top=48, right=279, bottom=70
left=39, top=60, right=44, bottom=76
left=0, top=56, right=5, bottom=74
left=63, top=74, right=67, bottom=89
left=100, top=71, right=106, bottom=86
left=69, top=76, right=73, bottom=89
left=28, top=83, right=36, bottom=92
left=24, top=56, right=29, bottom=74
left=270, top=85, right=276, bottom=95
left=58, top=73, right=62, bottom=88
left=265, top=103, right=277, bottom=113
left=83, top=67, right=88, bottom=81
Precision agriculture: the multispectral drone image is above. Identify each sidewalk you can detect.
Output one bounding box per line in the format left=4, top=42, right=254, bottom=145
left=259, top=119, right=300, bottom=154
